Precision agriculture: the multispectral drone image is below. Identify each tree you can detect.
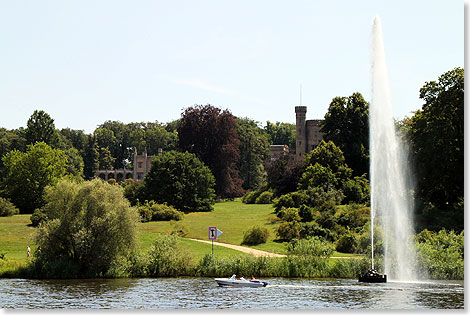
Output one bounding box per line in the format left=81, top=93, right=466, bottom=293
left=298, top=163, right=338, bottom=190
left=64, top=147, right=84, bottom=179
left=178, top=104, right=243, bottom=198
left=59, top=128, right=88, bottom=153
left=236, top=118, right=270, bottom=190
left=25, top=110, right=57, bottom=146
left=144, top=123, right=178, bottom=154
left=304, top=140, right=353, bottom=186
left=145, top=150, right=216, bottom=212
left=82, top=135, right=99, bottom=179
left=0, top=128, right=26, bottom=180
left=128, top=128, right=146, bottom=154
left=1, top=142, right=68, bottom=213
left=98, top=121, right=130, bottom=169
left=407, top=67, right=464, bottom=209
left=299, top=140, right=368, bottom=205
left=264, top=121, right=296, bottom=151
left=94, top=127, right=117, bottom=154
left=266, top=154, right=305, bottom=196
left=320, top=93, right=369, bottom=177
left=97, top=146, right=116, bottom=170
left=32, top=179, right=139, bottom=277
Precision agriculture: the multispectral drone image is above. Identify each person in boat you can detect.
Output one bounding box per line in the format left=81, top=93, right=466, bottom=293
left=250, top=275, right=256, bottom=281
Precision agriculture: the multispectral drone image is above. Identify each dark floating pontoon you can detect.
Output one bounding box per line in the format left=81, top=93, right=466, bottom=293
left=358, top=269, right=387, bottom=283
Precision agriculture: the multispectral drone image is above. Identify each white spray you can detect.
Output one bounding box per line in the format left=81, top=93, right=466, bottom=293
left=369, top=15, right=417, bottom=281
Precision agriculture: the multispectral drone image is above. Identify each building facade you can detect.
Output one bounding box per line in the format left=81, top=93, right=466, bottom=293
left=269, top=144, right=290, bottom=160
left=95, top=148, right=162, bottom=181
left=295, top=106, right=323, bottom=161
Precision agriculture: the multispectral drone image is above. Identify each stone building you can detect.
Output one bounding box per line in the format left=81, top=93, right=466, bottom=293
left=95, top=148, right=162, bottom=181
left=269, top=144, right=290, bottom=160
left=295, top=106, right=323, bottom=161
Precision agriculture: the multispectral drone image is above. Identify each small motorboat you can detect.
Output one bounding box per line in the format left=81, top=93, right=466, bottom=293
left=215, top=275, right=268, bottom=288
left=358, top=269, right=387, bottom=283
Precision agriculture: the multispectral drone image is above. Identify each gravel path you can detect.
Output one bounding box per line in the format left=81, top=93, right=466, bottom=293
left=188, top=238, right=361, bottom=259
left=188, top=238, right=287, bottom=257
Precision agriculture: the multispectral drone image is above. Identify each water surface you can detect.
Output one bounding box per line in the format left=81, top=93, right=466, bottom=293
left=0, top=277, right=463, bottom=309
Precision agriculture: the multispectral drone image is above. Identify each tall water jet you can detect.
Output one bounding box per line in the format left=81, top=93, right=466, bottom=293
left=369, top=15, right=417, bottom=281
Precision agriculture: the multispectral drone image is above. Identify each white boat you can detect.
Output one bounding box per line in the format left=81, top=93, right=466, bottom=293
left=215, top=275, right=268, bottom=288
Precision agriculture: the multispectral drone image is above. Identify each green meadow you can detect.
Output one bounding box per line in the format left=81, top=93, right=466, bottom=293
left=0, top=200, right=279, bottom=268
left=0, top=199, right=362, bottom=276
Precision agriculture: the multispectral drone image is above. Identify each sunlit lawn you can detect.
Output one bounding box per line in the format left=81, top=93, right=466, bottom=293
left=138, top=199, right=287, bottom=254
left=0, top=215, right=35, bottom=262
left=0, top=200, right=282, bottom=265
left=0, top=201, right=361, bottom=269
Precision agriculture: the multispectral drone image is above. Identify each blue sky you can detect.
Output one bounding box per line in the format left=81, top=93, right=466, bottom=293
left=0, top=0, right=463, bottom=133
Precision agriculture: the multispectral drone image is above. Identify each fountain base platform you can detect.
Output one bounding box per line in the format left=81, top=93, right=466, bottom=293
left=358, top=269, right=387, bottom=283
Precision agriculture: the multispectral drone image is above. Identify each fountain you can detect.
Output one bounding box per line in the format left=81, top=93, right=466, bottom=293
left=361, top=15, right=418, bottom=282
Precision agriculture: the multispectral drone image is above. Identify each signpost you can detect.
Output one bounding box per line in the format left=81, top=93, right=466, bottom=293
left=208, top=226, right=223, bottom=256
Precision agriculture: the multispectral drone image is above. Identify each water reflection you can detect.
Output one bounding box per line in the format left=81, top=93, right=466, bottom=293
left=0, top=278, right=464, bottom=309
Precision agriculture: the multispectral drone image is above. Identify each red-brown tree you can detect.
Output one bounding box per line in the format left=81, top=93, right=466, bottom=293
left=178, top=104, right=244, bottom=198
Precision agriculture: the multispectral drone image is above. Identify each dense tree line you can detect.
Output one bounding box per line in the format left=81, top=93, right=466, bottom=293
left=0, top=67, right=463, bottom=231
left=0, top=105, right=279, bottom=212
left=405, top=67, right=464, bottom=210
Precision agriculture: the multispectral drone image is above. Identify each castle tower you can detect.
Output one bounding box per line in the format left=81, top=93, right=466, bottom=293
left=295, top=106, right=307, bottom=161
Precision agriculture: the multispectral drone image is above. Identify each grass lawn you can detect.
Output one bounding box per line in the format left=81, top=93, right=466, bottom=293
left=0, top=200, right=282, bottom=266
left=138, top=199, right=287, bottom=254
left=0, top=215, right=36, bottom=262
left=137, top=230, right=249, bottom=263
left=0, top=200, right=362, bottom=270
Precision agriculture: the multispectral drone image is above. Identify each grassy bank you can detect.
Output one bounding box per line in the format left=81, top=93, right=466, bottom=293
left=0, top=200, right=365, bottom=279
left=137, top=200, right=286, bottom=254
left=0, top=201, right=279, bottom=275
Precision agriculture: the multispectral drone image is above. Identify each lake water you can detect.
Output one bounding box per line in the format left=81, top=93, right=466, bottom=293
left=0, top=277, right=464, bottom=309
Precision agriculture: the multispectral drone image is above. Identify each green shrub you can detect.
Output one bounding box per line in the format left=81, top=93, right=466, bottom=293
left=151, top=203, right=184, bottom=221
left=287, top=236, right=334, bottom=257
left=255, top=191, right=274, bottom=204
left=300, top=221, right=334, bottom=241
left=277, top=207, right=301, bottom=222
left=138, top=203, right=153, bottom=222
left=138, top=201, right=184, bottom=222
left=30, top=208, right=48, bottom=227
left=328, top=257, right=369, bottom=278
left=242, top=190, right=261, bottom=204
left=242, top=226, right=270, bottom=245
left=298, top=204, right=315, bottom=222
left=356, top=222, right=384, bottom=255
left=336, top=205, right=370, bottom=231
left=336, top=231, right=358, bottom=253
left=415, top=229, right=464, bottom=280
left=122, top=179, right=147, bottom=206
left=305, top=185, right=344, bottom=207
left=342, top=175, right=370, bottom=204
left=316, top=201, right=338, bottom=230
left=31, top=179, right=139, bottom=278
left=276, top=221, right=301, bottom=241
left=147, top=234, right=194, bottom=276
left=286, top=237, right=334, bottom=277
left=107, top=178, right=116, bottom=185
left=0, top=197, right=19, bottom=217
left=273, top=191, right=308, bottom=213
left=169, top=221, right=188, bottom=237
